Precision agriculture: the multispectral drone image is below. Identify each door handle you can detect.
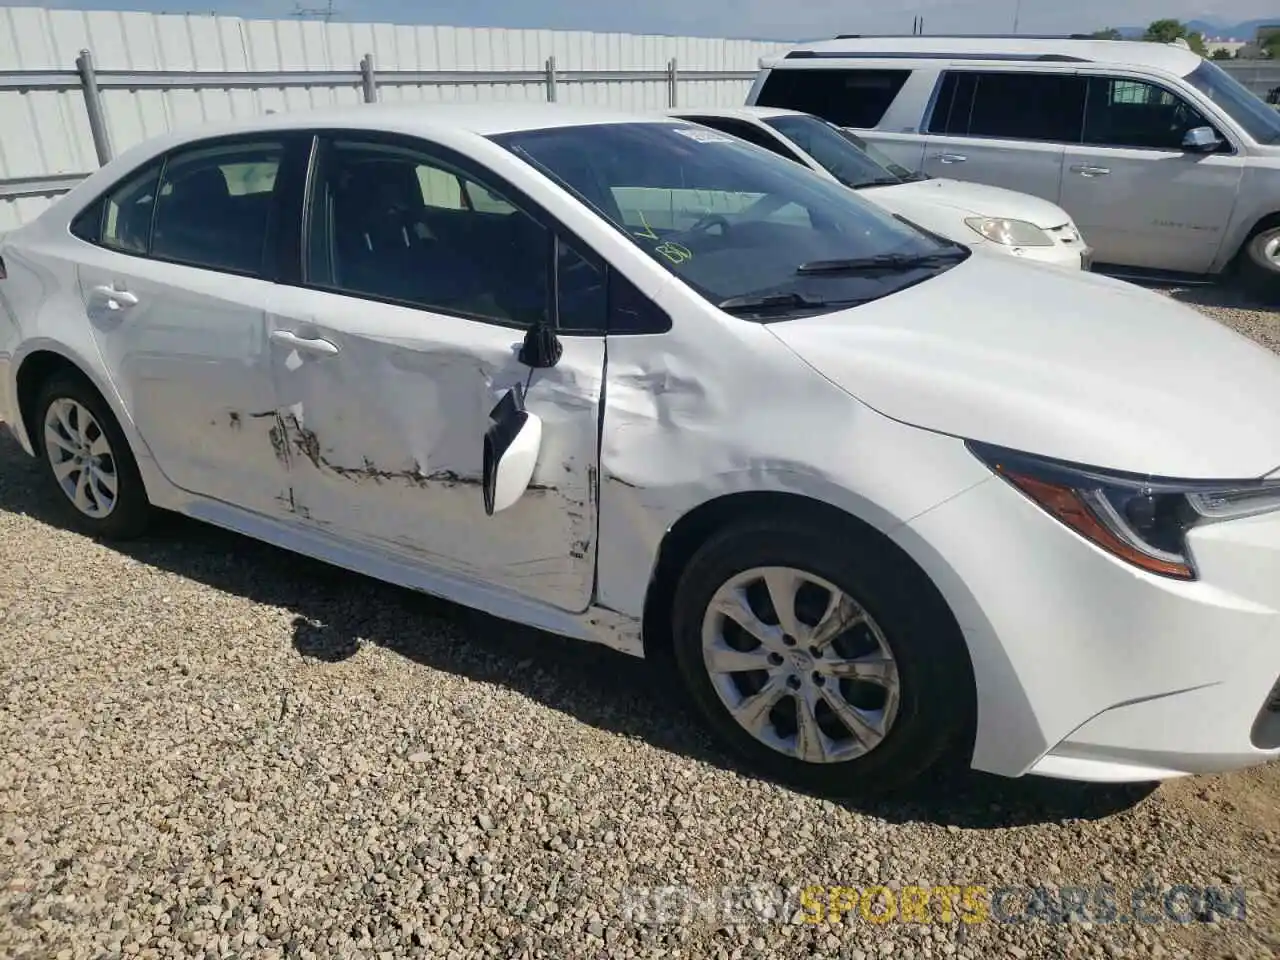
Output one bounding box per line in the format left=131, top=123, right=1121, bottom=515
left=270, top=329, right=340, bottom=355
left=88, top=284, right=138, bottom=310
left=1071, top=164, right=1111, bottom=177
left=934, top=153, right=967, bottom=163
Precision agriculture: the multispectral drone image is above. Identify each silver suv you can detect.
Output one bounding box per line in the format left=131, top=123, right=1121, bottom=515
left=747, top=35, right=1280, bottom=299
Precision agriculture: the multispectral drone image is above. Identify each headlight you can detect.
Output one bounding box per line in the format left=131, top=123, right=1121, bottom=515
left=968, top=441, right=1280, bottom=580
left=964, top=217, right=1053, bottom=247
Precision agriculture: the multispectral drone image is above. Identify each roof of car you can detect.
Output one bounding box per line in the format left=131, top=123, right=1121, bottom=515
left=666, top=106, right=805, bottom=121
left=763, top=37, right=1205, bottom=76
left=173, top=102, right=678, bottom=142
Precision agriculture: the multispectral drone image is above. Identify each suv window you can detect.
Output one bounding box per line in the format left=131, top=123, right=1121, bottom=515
left=148, top=141, right=284, bottom=275
left=755, top=68, right=912, bottom=128
left=306, top=138, right=603, bottom=332
left=1083, top=76, right=1213, bottom=150
left=928, top=71, right=1086, bottom=142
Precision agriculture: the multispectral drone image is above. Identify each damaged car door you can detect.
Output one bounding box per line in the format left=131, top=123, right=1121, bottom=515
left=265, top=134, right=607, bottom=613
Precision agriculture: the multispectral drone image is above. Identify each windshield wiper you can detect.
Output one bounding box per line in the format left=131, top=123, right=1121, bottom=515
left=717, top=291, right=830, bottom=314
left=795, top=251, right=964, bottom=275
left=851, top=177, right=906, bottom=189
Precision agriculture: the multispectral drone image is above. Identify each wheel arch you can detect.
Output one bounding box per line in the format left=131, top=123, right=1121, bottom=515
left=640, top=490, right=977, bottom=721
left=1229, top=209, right=1280, bottom=271
left=638, top=488, right=980, bottom=767
left=14, top=347, right=106, bottom=456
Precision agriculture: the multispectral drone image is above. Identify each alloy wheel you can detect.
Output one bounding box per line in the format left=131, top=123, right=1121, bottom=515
left=699, top=565, right=900, bottom=764
left=43, top=397, right=119, bottom=519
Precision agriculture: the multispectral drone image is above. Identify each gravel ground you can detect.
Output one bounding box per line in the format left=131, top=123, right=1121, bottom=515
left=2, top=281, right=1279, bottom=960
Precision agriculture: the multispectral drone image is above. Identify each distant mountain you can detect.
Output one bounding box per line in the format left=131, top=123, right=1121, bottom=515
left=1185, top=18, right=1278, bottom=39
left=1105, top=19, right=1279, bottom=40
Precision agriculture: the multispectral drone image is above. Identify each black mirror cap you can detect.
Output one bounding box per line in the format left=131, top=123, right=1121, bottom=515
left=519, top=320, right=562, bottom=368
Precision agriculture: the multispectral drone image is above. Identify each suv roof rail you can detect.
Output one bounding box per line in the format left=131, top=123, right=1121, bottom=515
left=830, top=33, right=1101, bottom=40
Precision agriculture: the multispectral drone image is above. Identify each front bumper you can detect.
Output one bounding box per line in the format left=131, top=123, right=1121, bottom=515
left=991, top=240, right=1086, bottom=271
left=900, top=469, right=1280, bottom=783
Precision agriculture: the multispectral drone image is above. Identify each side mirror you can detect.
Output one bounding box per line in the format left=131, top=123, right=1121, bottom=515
left=482, top=383, right=543, bottom=516
left=518, top=319, right=562, bottom=368
left=1182, top=126, right=1223, bottom=153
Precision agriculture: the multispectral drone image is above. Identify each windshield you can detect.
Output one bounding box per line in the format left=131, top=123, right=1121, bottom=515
left=493, top=122, right=964, bottom=319
left=833, top=127, right=920, bottom=180
left=761, top=113, right=906, bottom=188
left=1185, top=60, right=1280, bottom=145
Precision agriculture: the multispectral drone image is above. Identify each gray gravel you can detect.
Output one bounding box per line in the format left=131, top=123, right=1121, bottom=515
left=2, top=281, right=1279, bottom=960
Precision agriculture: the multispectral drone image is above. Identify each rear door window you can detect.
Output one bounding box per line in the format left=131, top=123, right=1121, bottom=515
left=756, top=68, right=912, bottom=128
left=928, top=71, right=1087, bottom=143
left=149, top=140, right=286, bottom=276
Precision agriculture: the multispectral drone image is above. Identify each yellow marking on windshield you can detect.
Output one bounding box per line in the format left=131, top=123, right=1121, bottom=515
left=633, top=209, right=660, bottom=241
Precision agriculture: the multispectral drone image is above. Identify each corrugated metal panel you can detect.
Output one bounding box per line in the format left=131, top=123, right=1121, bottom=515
left=0, top=6, right=785, bottom=228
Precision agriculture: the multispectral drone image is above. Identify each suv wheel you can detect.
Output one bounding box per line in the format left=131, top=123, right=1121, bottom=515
left=1238, top=224, right=1280, bottom=304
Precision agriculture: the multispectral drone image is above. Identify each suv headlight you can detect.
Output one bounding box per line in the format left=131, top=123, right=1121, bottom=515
left=964, top=217, right=1053, bottom=247
left=968, top=441, right=1280, bottom=580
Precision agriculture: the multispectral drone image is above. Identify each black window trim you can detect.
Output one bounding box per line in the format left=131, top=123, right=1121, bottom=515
left=288, top=127, right=661, bottom=337
left=1079, top=72, right=1239, bottom=156
left=66, top=130, right=310, bottom=283
left=924, top=68, right=1088, bottom=144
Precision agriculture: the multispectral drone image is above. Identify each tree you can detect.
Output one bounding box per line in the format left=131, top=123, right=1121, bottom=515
left=1262, top=33, right=1280, bottom=58
left=1089, top=28, right=1122, bottom=40
left=1142, top=19, right=1206, bottom=56
left=1143, top=18, right=1186, bottom=43
left=1211, top=47, right=1235, bottom=60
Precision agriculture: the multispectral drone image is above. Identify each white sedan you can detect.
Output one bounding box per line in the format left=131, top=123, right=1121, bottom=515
left=2, top=104, right=1279, bottom=795
left=668, top=106, right=1091, bottom=271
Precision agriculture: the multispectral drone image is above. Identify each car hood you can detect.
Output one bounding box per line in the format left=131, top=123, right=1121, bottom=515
left=864, top=177, right=1072, bottom=229
left=768, top=255, right=1280, bottom=480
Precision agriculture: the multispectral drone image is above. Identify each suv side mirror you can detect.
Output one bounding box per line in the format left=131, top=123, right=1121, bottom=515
left=1182, top=126, right=1223, bottom=153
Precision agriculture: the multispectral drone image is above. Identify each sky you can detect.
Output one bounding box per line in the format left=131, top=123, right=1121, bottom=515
left=9, top=1, right=1280, bottom=40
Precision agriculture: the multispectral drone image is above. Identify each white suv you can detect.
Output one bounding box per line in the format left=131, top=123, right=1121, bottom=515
left=747, top=35, right=1280, bottom=299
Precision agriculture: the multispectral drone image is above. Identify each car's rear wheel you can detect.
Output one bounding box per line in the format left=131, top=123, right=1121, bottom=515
left=1238, top=224, right=1280, bottom=304
left=670, top=515, right=973, bottom=797
left=35, top=372, right=153, bottom=539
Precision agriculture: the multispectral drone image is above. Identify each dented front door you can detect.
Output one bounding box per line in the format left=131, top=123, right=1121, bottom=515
left=264, top=290, right=604, bottom=614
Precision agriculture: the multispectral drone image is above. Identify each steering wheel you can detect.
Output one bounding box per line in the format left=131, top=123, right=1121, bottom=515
left=680, top=212, right=732, bottom=240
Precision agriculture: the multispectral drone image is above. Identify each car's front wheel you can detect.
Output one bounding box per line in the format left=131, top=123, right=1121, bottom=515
left=35, top=372, right=153, bottom=539
left=670, top=515, right=973, bottom=796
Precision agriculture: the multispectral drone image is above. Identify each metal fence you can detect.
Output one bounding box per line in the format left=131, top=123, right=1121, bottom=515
left=0, top=50, right=752, bottom=197
left=0, top=6, right=779, bottom=229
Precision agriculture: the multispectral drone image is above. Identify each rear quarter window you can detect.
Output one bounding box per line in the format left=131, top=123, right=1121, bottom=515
left=756, top=68, right=912, bottom=128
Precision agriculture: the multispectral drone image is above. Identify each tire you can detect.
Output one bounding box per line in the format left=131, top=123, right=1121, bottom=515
left=670, top=515, right=973, bottom=797
left=1237, top=224, right=1280, bottom=304
left=34, top=371, right=153, bottom=540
